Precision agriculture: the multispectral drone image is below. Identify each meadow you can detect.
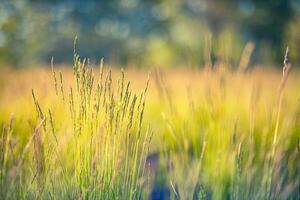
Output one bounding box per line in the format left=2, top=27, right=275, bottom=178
left=0, top=50, right=300, bottom=199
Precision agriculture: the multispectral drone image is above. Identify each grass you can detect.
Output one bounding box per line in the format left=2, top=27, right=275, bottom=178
left=0, top=48, right=300, bottom=199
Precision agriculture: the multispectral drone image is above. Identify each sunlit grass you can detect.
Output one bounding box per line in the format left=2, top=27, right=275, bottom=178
left=0, top=55, right=300, bottom=199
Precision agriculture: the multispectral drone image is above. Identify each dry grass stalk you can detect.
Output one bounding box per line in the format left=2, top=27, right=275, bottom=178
left=267, top=47, right=291, bottom=199
left=0, top=124, right=8, bottom=171
left=33, top=119, right=45, bottom=195
left=238, top=42, right=255, bottom=71
left=51, top=57, right=58, bottom=95
left=48, top=109, right=58, bottom=144
left=16, top=118, right=46, bottom=174
left=59, top=71, right=65, bottom=101
left=273, top=47, right=291, bottom=156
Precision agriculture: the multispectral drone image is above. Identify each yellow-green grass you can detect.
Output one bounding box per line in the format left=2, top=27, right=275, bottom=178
left=0, top=62, right=300, bottom=199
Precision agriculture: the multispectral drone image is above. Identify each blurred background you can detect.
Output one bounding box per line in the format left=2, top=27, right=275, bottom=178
left=0, top=0, right=300, bottom=68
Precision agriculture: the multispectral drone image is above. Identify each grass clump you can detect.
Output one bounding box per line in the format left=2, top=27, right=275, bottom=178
left=66, top=48, right=152, bottom=199
left=0, top=47, right=152, bottom=199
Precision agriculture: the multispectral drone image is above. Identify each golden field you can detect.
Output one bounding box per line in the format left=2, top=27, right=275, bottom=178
left=0, top=61, right=299, bottom=199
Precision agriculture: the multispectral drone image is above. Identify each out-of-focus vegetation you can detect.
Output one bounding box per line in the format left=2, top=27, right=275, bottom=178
left=0, top=0, right=300, bottom=67
left=0, top=50, right=300, bottom=199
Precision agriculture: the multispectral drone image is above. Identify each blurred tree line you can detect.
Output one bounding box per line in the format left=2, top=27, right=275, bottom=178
left=0, top=0, right=299, bottom=68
